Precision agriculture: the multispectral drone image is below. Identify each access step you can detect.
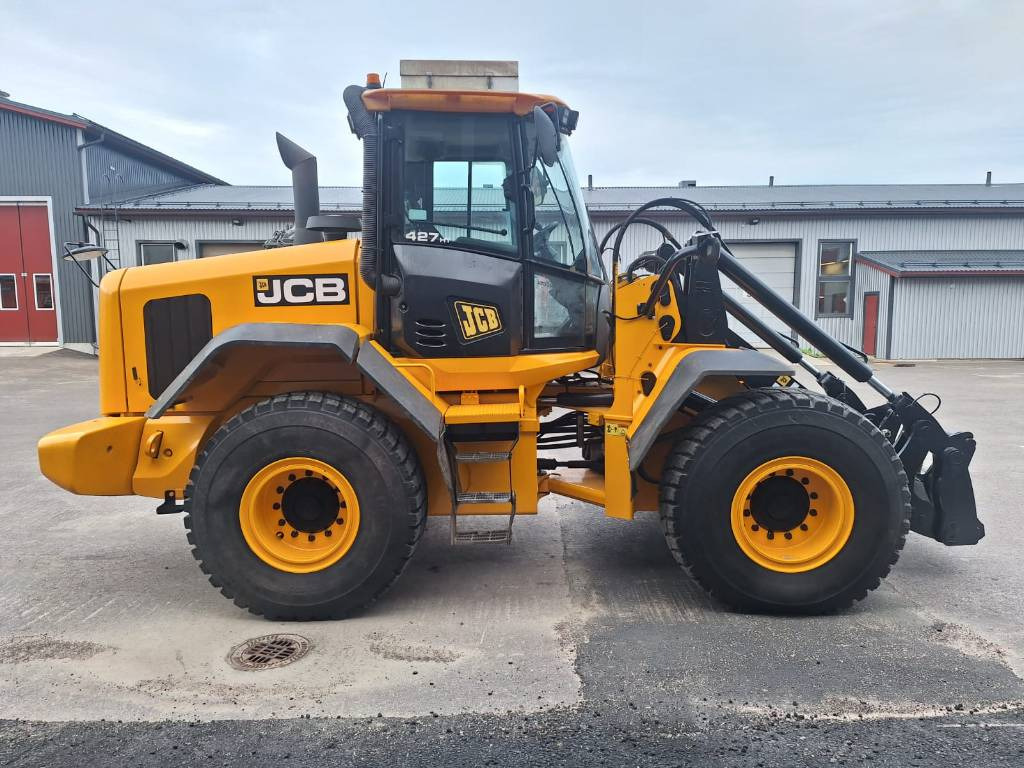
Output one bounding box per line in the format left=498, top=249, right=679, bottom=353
left=444, top=402, right=521, bottom=425
left=456, top=491, right=513, bottom=505
left=454, top=450, right=513, bottom=463
left=453, top=529, right=512, bottom=544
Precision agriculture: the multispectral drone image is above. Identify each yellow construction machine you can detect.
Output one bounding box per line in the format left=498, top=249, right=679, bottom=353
left=38, top=75, right=984, bottom=619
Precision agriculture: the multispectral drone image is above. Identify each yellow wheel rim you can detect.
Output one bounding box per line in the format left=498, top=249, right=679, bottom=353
left=730, top=456, right=854, bottom=573
left=239, top=457, right=360, bottom=574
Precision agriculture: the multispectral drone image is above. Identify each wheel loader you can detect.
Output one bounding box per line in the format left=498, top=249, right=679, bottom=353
left=38, top=74, right=985, bottom=619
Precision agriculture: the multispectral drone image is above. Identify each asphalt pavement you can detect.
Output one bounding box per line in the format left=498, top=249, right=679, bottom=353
left=1, top=351, right=1022, bottom=766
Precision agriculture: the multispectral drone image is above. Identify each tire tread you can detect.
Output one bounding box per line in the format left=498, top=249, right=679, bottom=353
left=182, top=392, right=427, bottom=620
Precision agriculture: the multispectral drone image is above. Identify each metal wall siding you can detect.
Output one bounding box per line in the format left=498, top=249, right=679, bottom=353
left=593, top=213, right=1024, bottom=354
left=0, top=110, right=94, bottom=342
left=89, top=216, right=290, bottom=265
left=85, top=143, right=196, bottom=203
left=890, top=277, right=1024, bottom=359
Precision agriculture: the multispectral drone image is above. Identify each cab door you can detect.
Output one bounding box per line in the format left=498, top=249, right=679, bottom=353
left=522, top=138, right=605, bottom=354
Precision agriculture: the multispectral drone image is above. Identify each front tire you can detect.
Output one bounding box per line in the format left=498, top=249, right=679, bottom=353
left=660, top=389, right=910, bottom=614
left=184, top=392, right=427, bottom=620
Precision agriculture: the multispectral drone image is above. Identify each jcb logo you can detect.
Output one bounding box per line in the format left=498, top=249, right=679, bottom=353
left=453, top=300, right=503, bottom=342
left=253, top=274, right=350, bottom=306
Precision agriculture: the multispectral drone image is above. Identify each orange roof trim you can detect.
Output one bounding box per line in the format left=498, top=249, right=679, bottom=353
left=362, top=88, right=568, bottom=116
left=0, top=100, right=87, bottom=130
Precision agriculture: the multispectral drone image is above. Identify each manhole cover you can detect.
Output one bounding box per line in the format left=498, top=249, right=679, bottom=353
left=227, top=634, right=310, bottom=671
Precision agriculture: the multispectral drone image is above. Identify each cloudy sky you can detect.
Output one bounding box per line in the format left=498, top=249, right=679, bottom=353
left=3, top=0, right=1022, bottom=188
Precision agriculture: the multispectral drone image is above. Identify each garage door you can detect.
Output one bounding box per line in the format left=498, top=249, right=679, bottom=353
left=720, top=242, right=797, bottom=347
left=0, top=203, right=58, bottom=343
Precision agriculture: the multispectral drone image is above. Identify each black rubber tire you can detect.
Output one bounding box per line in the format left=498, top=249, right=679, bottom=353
left=660, top=388, right=910, bottom=614
left=183, top=392, right=427, bottom=620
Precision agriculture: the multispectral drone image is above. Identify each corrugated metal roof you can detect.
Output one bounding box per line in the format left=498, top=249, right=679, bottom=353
left=0, top=97, right=225, bottom=185
left=82, top=181, right=1024, bottom=214
left=583, top=183, right=1024, bottom=212
left=858, top=250, right=1024, bottom=276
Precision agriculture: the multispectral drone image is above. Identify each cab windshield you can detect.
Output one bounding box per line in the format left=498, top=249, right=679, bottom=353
left=529, top=137, right=603, bottom=278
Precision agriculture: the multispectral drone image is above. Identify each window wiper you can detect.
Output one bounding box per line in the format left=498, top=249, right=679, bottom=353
left=409, top=219, right=508, bottom=237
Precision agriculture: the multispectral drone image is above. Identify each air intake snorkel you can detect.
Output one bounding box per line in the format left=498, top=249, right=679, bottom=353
left=344, top=76, right=395, bottom=292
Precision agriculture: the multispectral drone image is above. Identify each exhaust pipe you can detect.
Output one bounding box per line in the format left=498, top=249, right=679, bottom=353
left=276, top=133, right=322, bottom=246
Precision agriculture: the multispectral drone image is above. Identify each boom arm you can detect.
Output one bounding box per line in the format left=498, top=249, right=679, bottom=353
left=613, top=198, right=984, bottom=547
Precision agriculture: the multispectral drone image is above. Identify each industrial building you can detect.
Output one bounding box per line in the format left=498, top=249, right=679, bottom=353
left=0, top=94, right=223, bottom=348
left=4, top=85, right=1022, bottom=359
left=77, top=181, right=1024, bottom=360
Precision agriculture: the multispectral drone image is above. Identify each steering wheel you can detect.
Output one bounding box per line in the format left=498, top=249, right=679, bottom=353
left=533, top=220, right=559, bottom=259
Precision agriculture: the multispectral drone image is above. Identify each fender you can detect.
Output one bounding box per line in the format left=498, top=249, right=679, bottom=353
left=628, top=348, right=794, bottom=470
left=356, top=341, right=444, bottom=439
left=146, top=322, right=362, bottom=418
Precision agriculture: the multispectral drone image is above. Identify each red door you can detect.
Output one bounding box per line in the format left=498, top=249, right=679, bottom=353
left=0, top=204, right=58, bottom=343
left=862, top=292, right=879, bottom=357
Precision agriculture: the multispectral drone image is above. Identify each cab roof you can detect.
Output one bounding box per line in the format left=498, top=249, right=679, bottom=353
left=362, top=88, right=569, bottom=116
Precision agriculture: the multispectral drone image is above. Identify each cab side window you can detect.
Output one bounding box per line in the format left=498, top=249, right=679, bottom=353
left=530, top=156, right=586, bottom=271
left=399, top=113, right=518, bottom=256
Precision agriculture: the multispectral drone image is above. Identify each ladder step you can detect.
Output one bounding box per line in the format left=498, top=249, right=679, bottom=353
left=455, top=450, right=512, bottom=463
left=456, top=491, right=513, bottom=505
left=453, top=529, right=512, bottom=544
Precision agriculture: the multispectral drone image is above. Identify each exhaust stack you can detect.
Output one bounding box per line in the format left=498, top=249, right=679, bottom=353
left=276, top=133, right=322, bottom=245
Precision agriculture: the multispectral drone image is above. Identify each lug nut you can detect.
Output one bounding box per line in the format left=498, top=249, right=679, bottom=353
left=290, top=530, right=299, bottom=538
left=276, top=486, right=284, bottom=494
left=751, top=524, right=760, bottom=532
left=289, top=474, right=296, bottom=482
left=800, top=523, right=809, bottom=531
left=273, top=502, right=281, bottom=510
left=786, top=469, right=794, bottom=477
left=809, top=509, right=818, bottom=517
left=743, top=509, right=751, bottom=517
left=810, top=492, right=819, bottom=499
left=766, top=531, right=775, bottom=540
left=324, top=529, right=333, bottom=537
left=278, top=519, right=286, bottom=526
left=276, top=531, right=284, bottom=539
left=801, top=477, right=810, bottom=485
left=305, top=470, right=313, bottom=477
left=308, top=534, right=316, bottom=542
left=336, top=517, right=344, bottom=525
left=784, top=532, right=793, bottom=540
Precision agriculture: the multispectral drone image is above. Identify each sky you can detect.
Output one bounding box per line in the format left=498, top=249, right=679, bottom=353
left=2, top=0, right=1022, bottom=188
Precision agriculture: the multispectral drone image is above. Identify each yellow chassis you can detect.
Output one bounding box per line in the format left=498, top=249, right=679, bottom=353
left=39, top=239, right=792, bottom=521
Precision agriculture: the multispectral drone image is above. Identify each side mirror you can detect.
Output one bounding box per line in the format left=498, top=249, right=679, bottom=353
left=533, top=105, right=558, bottom=167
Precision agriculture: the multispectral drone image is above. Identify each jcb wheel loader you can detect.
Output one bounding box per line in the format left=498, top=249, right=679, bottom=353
left=38, top=75, right=984, bottom=619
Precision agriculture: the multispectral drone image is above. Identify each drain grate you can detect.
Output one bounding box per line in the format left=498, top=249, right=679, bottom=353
left=227, top=634, right=310, bottom=671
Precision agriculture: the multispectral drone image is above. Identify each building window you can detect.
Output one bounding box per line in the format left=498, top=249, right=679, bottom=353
left=33, top=274, right=54, bottom=310
left=139, top=242, right=179, bottom=266
left=0, top=275, right=17, bottom=310
left=816, top=241, right=854, bottom=317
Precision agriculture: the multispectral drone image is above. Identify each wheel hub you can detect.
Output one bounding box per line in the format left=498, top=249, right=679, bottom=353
left=282, top=477, right=342, bottom=533
left=749, top=475, right=809, bottom=532
left=731, top=456, right=855, bottom=573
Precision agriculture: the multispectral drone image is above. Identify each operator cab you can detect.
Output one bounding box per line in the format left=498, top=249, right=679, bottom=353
left=354, top=88, right=609, bottom=360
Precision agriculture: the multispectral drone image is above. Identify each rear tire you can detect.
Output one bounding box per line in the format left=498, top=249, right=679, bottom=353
left=660, top=388, right=910, bottom=614
left=184, top=392, right=427, bottom=620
